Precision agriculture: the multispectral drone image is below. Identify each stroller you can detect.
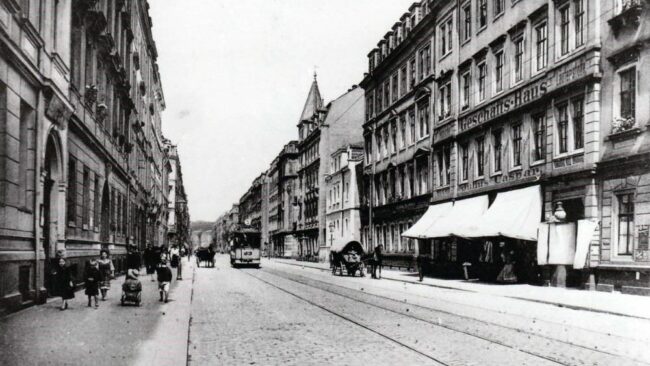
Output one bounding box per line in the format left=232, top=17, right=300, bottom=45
left=121, top=269, right=143, bottom=306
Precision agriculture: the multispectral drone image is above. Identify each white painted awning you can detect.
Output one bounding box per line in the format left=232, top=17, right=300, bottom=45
left=424, top=195, right=489, bottom=238
left=401, top=202, right=453, bottom=239
left=465, top=185, right=543, bottom=241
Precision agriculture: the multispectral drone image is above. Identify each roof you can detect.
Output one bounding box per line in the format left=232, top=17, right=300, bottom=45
left=298, top=75, right=323, bottom=123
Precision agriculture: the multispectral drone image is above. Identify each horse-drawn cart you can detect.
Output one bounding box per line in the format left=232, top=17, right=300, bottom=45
left=195, top=247, right=216, bottom=268
left=330, top=241, right=365, bottom=277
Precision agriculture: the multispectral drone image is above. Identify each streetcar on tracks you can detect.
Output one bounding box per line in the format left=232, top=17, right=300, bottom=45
left=229, top=225, right=261, bottom=268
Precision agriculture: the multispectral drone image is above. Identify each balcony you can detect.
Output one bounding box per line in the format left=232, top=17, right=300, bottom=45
left=608, top=0, right=645, bottom=36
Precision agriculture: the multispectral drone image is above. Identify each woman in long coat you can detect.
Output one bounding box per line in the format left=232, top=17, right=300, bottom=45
left=51, top=257, right=75, bottom=310
left=97, top=249, right=115, bottom=300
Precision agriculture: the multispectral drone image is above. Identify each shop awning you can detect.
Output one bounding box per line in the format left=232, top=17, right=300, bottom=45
left=423, top=195, right=489, bottom=238
left=465, top=185, right=542, bottom=241
left=401, top=202, right=452, bottom=239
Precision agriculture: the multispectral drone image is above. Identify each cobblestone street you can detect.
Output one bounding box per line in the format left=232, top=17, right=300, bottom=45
left=2, top=255, right=650, bottom=365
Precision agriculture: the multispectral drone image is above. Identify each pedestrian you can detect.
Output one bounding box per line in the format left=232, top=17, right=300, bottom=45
left=51, top=257, right=75, bottom=310
left=143, top=244, right=157, bottom=282
left=170, top=245, right=183, bottom=280
left=372, top=245, right=383, bottom=279
left=84, top=258, right=103, bottom=308
left=416, top=254, right=425, bottom=282
left=156, top=258, right=173, bottom=303
left=497, top=245, right=518, bottom=284
left=98, top=249, right=115, bottom=301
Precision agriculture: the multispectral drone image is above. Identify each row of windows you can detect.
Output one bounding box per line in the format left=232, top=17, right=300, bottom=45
left=366, top=45, right=432, bottom=121
left=362, top=224, right=416, bottom=253
left=440, top=97, right=585, bottom=186
left=365, top=102, right=431, bottom=163
left=372, top=158, right=430, bottom=206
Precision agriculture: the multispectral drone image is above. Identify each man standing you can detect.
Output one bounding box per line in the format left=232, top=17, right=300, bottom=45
left=372, top=245, right=383, bottom=279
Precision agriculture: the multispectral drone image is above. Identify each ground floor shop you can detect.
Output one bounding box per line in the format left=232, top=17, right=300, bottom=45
left=295, top=228, right=319, bottom=261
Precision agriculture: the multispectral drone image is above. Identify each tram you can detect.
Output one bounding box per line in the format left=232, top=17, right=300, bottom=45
left=229, top=226, right=261, bottom=268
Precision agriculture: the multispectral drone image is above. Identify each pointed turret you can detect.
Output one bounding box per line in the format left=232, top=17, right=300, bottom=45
left=298, top=72, right=323, bottom=123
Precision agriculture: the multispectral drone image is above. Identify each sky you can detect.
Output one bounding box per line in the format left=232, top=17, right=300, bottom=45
left=148, top=0, right=414, bottom=222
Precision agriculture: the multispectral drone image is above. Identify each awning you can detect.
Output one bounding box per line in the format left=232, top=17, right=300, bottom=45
left=401, top=202, right=452, bottom=239
left=465, top=185, right=542, bottom=241
left=424, top=195, right=489, bottom=238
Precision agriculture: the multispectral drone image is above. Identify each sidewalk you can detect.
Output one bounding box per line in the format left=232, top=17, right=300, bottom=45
left=0, top=257, right=194, bottom=366
left=271, top=258, right=650, bottom=320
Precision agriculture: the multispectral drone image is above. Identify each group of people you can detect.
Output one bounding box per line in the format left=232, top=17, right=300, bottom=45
left=49, top=244, right=188, bottom=310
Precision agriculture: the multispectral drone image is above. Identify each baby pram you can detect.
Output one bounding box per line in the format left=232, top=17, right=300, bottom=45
left=121, top=269, right=142, bottom=306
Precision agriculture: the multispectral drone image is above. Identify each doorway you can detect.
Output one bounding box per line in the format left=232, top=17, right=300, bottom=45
left=43, top=134, right=62, bottom=291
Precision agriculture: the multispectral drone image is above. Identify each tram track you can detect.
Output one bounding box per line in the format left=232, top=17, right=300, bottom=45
left=240, top=266, right=650, bottom=366
left=274, top=260, right=650, bottom=345
left=240, top=268, right=568, bottom=366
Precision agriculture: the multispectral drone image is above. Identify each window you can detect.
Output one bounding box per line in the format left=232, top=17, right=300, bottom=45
left=493, top=129, right=502, bottom=173
left=478, top=0, right=487, bottom=29
left=366, top=94, right=374, bottom=121
left=491, top=51, right=503, bottom=94
left=375, top=130, right=382, bottom=160
left=94, top=175, right=101, bottom=229
left=418, top=160, right=429, bottom=194
left=440, top=18, right=453, bottom=56
left=461, top=71, right=471, bottom=109
left=559, top=6, right=570, bottom=56
left=439, top=81, right=452, bottom=119
left=409, top=58, right=416, bottom=89
left=82, top=167, right=90, bottom=228
left=476, top=137, right=485, bottom=177
left=400, top=65, right=407, bottom=97
left=424, top=45, right=431, bottom=76
left=383, top=125, right=389, bottom=156
left=19, top=101, right=34, bottom=208
left=557, top=104, right=569, bottom=154
left=535, top=22, right=548, bottom=71
left=67, top=155, right=77, bottom=224
left=383, top=80, right=390, bottom=108
left=574, top=0, right=584, bottom=47
left=418, top=103, right=430, bottom=139
left=494, top=0, right=504, bottom=17
left=511, top=123, right=522, bottom=167
left=514, top=37, right=524, bottom=82
left=462, top=3, right=472, bottom=42
left=460, top=143, right=469, bottom=181
left=533, top=114, right=546, bottom=161
left=477, top=61, right=487, bottom=102
left=376, top=84, right=383, bottom=112
left=400, top=115, right=406, bottom=148
left=620, top=67, right=636, bottom=119
left=392, top=74, right=398, bottom=103
left=616, top=193, right=635, bottom=256
left=391, top=120, right=397, bottom=153
left=572, top=98, right=584, bottom=150
left=409, top=109, right=416, bottom=144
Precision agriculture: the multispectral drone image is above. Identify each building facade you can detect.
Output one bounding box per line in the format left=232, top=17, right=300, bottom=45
left=0, top=0, right=184, bottom=315
left=239, top=174, right=265, bottom=234
left=295, top=76, right=326, bottom=260
left=595, top=0, right=650, bottom=294
left=360, top=0, right=436, bottom=268
left=165, top=140, right=190, bottom=250
left=323, top=145, right=365, bottom=262
left=267, top=141, right=299, bottom=257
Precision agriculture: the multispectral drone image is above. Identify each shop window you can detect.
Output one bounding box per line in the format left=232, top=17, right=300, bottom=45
left=560, top=198, right=585, bottom=221
left=615, top=193, right=635, bottom=256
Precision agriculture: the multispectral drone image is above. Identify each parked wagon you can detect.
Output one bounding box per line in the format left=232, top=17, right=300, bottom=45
left=195, top=247, right=216, bottom=268
left=330, top=241, right=365, bottom=277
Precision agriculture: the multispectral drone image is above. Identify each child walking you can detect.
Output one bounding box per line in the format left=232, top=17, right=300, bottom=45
left=156, top=258, right=173, bottom=303
left=52, top=257, right=75, bottom=310
left=84, top=258, right=102, bottom=308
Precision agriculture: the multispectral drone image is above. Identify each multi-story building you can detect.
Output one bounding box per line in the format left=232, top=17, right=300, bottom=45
left=239, top=174, right=265, bottom=233
left=165, top=140, right=190, bottom=250
left=266, top=141, right=299, bottom=257
left=295, top=75, right=326, bottom=259
left=595, top=0, right=650, bottom=294
left=323, top=145, right=365, bottom=262
left=0, top=0, right=179, bottom=314
left=360, top=0, right=436, bottom=268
